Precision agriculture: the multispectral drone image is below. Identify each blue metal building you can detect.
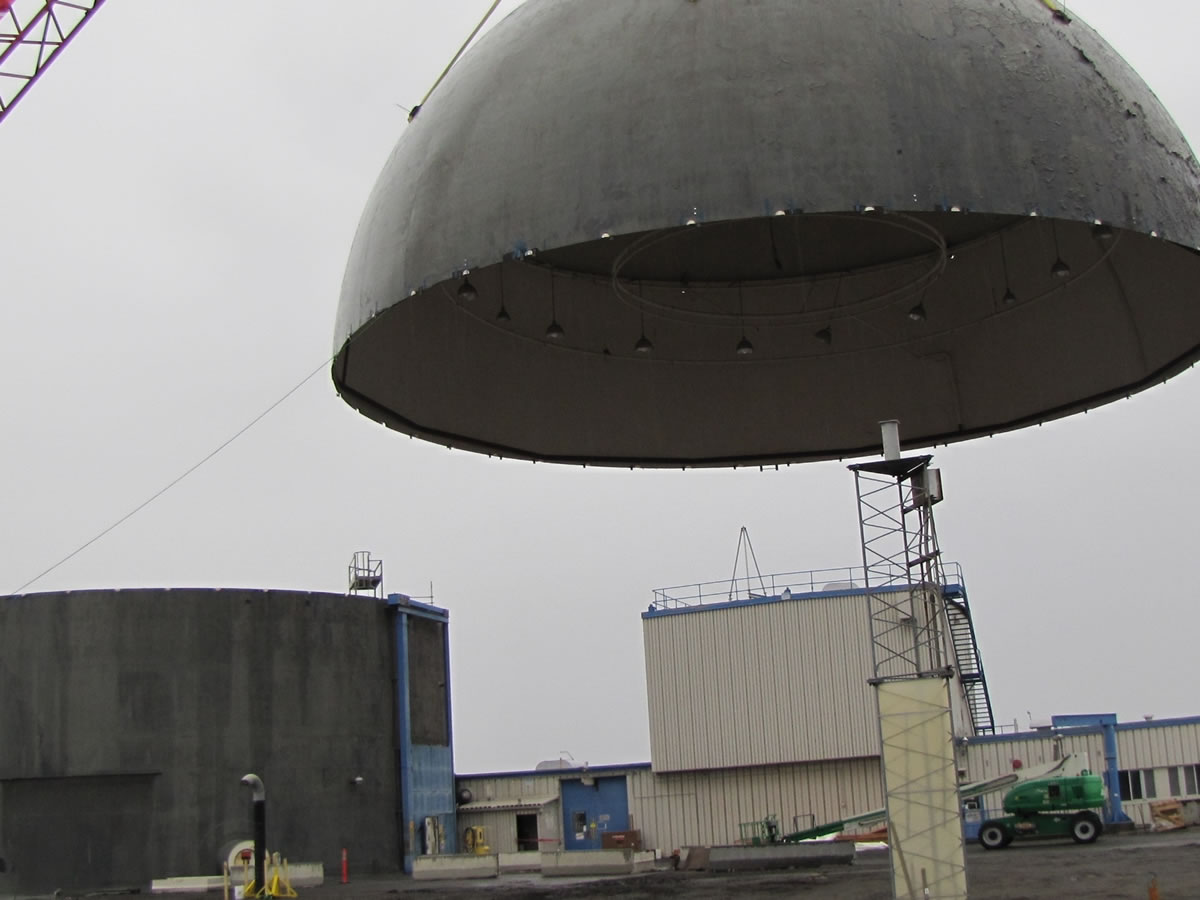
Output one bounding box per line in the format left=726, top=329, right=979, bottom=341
left=388, top=593, right=458, bottom=871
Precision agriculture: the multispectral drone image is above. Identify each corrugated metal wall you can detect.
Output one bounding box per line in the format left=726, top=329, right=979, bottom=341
left=960, top=722, right=1200, bottom=827
left=628, top=758, right=884, bottom=850
left=964, top=732, right=1106, bottom=779
left=961, top=732, right=1106, bottom=814
left=1114, top=721, right=1200, bottom=826
left=643, top=594, right=881, bottom=771
left=458, top=772, right=562, bottom=805
left=456, top=772, right=567, bottom=854
left=459, top=721, right=1200, bottom=854
left=1117, top=721, right=1200, bottom=769
left=457, top=759, right=886, bottom=854
left=455, top=802, right=560, bottom=854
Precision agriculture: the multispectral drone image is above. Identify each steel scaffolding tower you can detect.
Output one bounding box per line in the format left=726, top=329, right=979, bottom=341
left=850, top=438, right=967, bottom=900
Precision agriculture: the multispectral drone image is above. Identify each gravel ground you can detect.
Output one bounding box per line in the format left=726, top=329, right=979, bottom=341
left=72, top=831, right=1200, bottom=900
left=284, top=832, right=1200, bottom=900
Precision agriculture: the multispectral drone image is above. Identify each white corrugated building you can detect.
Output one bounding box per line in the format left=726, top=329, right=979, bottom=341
left=457, top=757, right=887, bottom=857
left=459, top=571, right=988, bottom=853
left=642, top=582, right=979, bottom=772
left=1112, top=717, right=1200, bottom=826
left=961, top=715, right=1200, bottom=828
left=456, top=572, right=1200, bottom=855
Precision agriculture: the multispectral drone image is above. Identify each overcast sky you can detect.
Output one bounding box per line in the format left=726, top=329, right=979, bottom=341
left=2, top=0, right=1198, bottom=774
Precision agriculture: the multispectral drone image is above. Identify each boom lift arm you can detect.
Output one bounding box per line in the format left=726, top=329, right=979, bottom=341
left=774, top=753, right=1091, bottom=844
left=0, top=0, right=105, bottom=126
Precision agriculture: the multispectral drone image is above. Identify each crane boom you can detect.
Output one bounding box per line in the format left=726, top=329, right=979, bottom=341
left=0, top=0, right=104, bottom=126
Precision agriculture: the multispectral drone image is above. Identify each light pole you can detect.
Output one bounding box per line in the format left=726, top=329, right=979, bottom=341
left=240, top=774, right=266, bottom=894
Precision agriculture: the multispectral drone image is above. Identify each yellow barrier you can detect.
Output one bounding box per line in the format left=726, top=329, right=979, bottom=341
left=241, top=852, right=298, bottom=898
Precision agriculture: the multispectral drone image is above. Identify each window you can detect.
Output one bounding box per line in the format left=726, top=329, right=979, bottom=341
left=1164, top=765, right=1200, bottom=797
left=1118, top=768, right=1157, bottom=801
left=1118, top=769, right=1140, bottom=801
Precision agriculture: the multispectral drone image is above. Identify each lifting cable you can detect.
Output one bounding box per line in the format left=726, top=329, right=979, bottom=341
left=407, top=0, right=504, bottom=121
left=8, top=355, right=334, bottom=595
left=8, top=2, right=511, bottom=594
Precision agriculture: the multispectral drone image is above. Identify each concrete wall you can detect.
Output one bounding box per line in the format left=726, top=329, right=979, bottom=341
left=540, top=848, right=655, bottom=876
left=0, top=588, right=401, bottom=895
left=411, top=853, right=498, bottom=880
left=407, top=616, right=449, bottom=746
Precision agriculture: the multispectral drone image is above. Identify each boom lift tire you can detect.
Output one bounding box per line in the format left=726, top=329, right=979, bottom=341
left=979, top=821, right=1013, bottom=850
left=1070, top=811, right=1102, bottom=844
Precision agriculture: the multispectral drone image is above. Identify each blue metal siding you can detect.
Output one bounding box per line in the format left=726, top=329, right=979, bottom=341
left=961, top=800, right=985, bottom=841
left=1051, top=714, right=1130, bottom=824
left=393, top=603, right=413, bottom=870
left=408, top=745, right=457, bottom=854
left=561, top=777, right=629, bottom=850
left=1115, top=715, right=1200, bottom=732
left=389, top=597, right=455, bottom=872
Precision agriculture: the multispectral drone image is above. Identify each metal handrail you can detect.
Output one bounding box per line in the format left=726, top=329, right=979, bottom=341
left=651, top=561, right=966, bottom=610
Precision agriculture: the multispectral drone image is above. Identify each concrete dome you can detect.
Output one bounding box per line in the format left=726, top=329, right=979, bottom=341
left=333, top=0, right=1200, bottom=466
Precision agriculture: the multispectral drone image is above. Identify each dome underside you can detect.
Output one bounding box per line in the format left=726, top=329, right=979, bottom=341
left=334, top=0, right=1200, bottom=466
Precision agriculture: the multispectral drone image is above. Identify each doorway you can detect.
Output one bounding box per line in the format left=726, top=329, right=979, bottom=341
left=516, top=813, right=539, bottom=852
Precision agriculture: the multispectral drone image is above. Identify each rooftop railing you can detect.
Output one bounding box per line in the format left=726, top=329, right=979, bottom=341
left=651, top=562, right=966, bottom=611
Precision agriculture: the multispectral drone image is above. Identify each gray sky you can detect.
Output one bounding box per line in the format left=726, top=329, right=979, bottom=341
left=2, top=0, right=1198, bottom=773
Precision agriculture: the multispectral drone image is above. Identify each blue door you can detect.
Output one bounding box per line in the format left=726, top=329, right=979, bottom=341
left=961, top=798, right=985, bottom=841
left=561, top=777, right=629, bottom=850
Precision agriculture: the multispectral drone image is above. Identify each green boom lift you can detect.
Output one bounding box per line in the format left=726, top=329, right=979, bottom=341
left=737, top=753, right=1106, bottom=849
left=977, top=772, right=1106, bottom=849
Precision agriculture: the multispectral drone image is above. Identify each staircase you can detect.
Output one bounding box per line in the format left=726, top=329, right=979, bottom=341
left=943, top=584, right=995, bottom=735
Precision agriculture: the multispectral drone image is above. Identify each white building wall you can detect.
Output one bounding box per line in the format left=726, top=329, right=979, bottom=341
left=457, top=721, right=1200, bottom=855
left=1114, top=720, right=1200, bottom=827
left=644, top=589, right=978, bottom=773
left=644, top=594, right=880, bottom=771
left=457, top=759, right=886, bottom=855
left=454, top=803, right=559, bottom=854
left=961, top=731, right=1107, bottom=814
left=960, top=721, right=1200, bottom=827
left=628, top=758, right=884, bottom=852
left=459, top=772, right=562, bottom=801
left=1116, top=720, right=1200, bottom=769
left=455, top=772, right=567, bottom=853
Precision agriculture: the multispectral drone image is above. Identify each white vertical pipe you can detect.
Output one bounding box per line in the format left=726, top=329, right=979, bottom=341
left=880, top=419, right=901, bottom=460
